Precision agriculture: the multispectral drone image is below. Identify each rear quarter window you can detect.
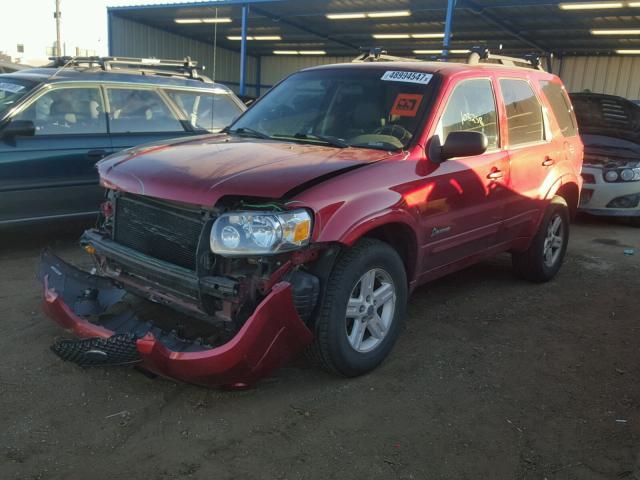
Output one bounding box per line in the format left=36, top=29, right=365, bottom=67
left=539, top=81, right=577, bottom=137
left=499, top=78, right=545, bottom=146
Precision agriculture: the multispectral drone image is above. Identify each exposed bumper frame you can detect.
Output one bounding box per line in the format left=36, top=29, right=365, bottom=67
left=39, top=250, right=313, bottom=388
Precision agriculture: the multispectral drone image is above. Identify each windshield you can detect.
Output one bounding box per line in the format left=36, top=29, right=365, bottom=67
left=0, top=77, right=37, bottom=116
left=230, top=68, right=435, bottom=150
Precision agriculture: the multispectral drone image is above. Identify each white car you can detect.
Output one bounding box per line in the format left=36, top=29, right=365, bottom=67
left=571, top=93, right=640, bottom=226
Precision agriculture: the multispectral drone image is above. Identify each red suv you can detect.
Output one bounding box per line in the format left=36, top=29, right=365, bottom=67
left=39, top=52, right=583, bottom=387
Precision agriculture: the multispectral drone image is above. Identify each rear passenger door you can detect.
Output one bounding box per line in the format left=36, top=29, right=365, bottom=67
left=106, top=86, right=191, bottom=152
left=164, top=89, right=243, bottom=132
left=0, top=84, right=110, bottom=224
left=499, top=78, right=554, bottom=240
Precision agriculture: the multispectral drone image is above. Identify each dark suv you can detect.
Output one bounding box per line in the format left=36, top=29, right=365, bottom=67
left=39, top=51, right=583, bottom=388
left=0, top=57, right=245, bottom=226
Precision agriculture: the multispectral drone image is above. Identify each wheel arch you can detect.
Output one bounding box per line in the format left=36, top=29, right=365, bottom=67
left=555, top=181, right=580, bottom=220
left=359, top=222, right=419, bottom=285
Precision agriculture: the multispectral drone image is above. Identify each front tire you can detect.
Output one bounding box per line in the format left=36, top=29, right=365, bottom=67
left=512, top=196, right=570, bottom=282
left=309, top=238, right=407, bottom=377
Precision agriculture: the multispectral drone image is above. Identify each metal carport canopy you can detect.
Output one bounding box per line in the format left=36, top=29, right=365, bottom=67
left=107, top=0, right=640, bottom=93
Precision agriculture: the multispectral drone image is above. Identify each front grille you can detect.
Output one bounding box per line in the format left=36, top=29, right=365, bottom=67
left=114, top=194, right=205, bottom=270
left=581, top=173, right=596, bottom=184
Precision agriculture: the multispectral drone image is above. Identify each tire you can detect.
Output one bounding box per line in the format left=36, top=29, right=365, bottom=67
left=512, top=196, right=570, bottom=283
left=308, top=238, right=407, bottom=377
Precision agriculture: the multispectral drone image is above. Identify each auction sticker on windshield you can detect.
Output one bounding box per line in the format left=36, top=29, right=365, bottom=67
left=381, top=71, right=433, bottom=84
left=0, top=83, right=25, bottom=93
left=391, top=94, right=423, bottom=117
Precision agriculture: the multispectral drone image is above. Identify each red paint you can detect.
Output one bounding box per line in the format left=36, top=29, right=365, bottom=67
left=404, top=182, right=435, bottom=207
left=98, top=137, right=389, bottom=206
left=42, top=278, right=312, bottom=388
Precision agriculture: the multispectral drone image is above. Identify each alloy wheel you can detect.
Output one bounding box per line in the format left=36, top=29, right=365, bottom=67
left=345, top=268, right=397, bottom=353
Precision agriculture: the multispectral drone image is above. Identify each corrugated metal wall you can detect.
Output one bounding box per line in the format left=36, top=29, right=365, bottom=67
left=109, top=18, right=640, bottom=101
left=110, top=16, right=259, bottom=96
left=555, top=56, right=640, bottom=99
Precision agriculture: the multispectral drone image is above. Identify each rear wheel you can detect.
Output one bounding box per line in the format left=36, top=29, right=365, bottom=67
left=308, top=238, right=407, bottom=377
left=512, top=196, right=570, bottom=282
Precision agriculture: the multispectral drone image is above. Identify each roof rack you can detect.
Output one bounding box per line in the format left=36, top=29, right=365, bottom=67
left=46, top=56, right=211, bottom=81
left=352, top=47, right=422, bottom=63
left=466, top=47, right=543, bottom=70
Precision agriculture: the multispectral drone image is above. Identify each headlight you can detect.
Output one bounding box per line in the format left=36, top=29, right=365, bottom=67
left=604, top=166, right=640, bottom=183
left=210, top=209, right=312, bottom=256
left=604, top=170, right=619, bottom=182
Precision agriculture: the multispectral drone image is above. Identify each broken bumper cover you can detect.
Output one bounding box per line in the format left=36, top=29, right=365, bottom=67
left=38, top=250, right=313, bottom=387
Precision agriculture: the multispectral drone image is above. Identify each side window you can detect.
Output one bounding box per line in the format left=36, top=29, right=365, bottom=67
left=438, top=78, right=499, bottom=149
left=12, top=87, right=106, bottom=135
left=107, top=88, right=184, bottom=133
left=499, top=79, right=544, bottom=146
left=165, top=90, right=242, bottom=131
left=539, top=80, right=577, bottom=137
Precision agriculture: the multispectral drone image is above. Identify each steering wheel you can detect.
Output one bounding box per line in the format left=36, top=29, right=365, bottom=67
left=374, top=124, right=413, bottom=144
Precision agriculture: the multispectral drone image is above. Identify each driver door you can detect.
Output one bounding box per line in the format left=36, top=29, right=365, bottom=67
left=0, top=84, right=111, bottom=225
left=420, top=77, right=510, bottom=274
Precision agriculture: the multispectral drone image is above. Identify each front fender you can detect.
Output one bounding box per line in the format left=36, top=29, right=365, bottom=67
left=311, top=188, right=420, bottom=246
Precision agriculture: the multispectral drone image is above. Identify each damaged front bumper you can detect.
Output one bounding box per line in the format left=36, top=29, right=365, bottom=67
left=38, top=250, right=313, bottom=388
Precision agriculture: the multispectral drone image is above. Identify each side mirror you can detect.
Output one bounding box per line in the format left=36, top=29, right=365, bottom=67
left=428, top=131, right=488, bottom=163
left=2, top=120, right=36, bottom=139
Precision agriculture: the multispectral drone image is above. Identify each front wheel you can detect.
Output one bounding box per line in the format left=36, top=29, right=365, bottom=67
left=308, top=238, right=407, bottom=377
left=512, top=196, right=570, bottom=282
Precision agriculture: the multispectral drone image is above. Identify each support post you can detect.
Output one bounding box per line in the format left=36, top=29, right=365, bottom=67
left=239, top=4, right=249, bottom=97
left=442, top=0, right=457, bottom=61
left=255, top=55, right=262, bottom=97
left=54, top=0, right=62, bottom=57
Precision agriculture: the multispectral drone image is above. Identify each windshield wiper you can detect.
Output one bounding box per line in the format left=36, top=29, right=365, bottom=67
left=292, top=132, right=349, bottom=148
left=228, top=127, right=273, bottom=140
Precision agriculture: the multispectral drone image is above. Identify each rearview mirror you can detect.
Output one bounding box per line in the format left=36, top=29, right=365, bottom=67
left=429, top=131, right=488, bottom=163
left=2, top=120, right=35, bottom=139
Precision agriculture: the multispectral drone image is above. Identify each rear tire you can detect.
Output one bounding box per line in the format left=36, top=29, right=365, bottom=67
left=308, top=238, right=407, bottom=377
left=512, top=196, right=570, bottom=282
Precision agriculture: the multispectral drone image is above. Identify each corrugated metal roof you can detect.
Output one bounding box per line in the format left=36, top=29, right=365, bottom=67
left=108, top=0, right=640, bottom=57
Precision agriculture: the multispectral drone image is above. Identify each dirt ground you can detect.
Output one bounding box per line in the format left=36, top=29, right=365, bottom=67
left=1, top=216, right=639, bottom=480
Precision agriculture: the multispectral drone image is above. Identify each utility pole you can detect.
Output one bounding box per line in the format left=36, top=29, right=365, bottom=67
left=54, top=0, right=62, bottom=57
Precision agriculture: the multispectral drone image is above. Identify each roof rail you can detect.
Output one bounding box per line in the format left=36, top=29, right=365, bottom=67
left=352, top=47, right=422, bottom=63
left=466, top=47, right=543, bottom=70
left=46, top=56, right=211, bottom=81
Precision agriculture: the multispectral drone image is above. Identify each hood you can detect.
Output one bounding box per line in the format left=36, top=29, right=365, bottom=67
left=571, top=92, right=640, bottom=145
left=98, top=134, right=392, bottom=206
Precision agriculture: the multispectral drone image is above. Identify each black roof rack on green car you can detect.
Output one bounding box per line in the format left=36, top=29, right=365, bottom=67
left=46, top=56, right=212, bottom=82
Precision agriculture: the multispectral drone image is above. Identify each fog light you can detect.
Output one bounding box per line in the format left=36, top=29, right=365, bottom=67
left=606, top=194, right=640, bottom=209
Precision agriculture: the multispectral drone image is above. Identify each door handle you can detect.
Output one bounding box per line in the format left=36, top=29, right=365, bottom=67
left=87, top=149, right=108, bottom=160
left=542, top=156, right=555, bottom=167
left=486, top=169, right=504, bottom=181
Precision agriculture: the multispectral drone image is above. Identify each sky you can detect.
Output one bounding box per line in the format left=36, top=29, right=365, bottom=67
left=0, top=0, right=205, bottom=64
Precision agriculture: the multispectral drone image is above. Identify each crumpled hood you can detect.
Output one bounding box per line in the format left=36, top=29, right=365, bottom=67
left=98, top=134, right=391, bottom=206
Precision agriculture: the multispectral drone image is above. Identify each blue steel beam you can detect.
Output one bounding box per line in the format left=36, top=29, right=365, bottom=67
left=442, top=0, right=457, bottom=61
left=240, top=4, right=249, bottom=96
